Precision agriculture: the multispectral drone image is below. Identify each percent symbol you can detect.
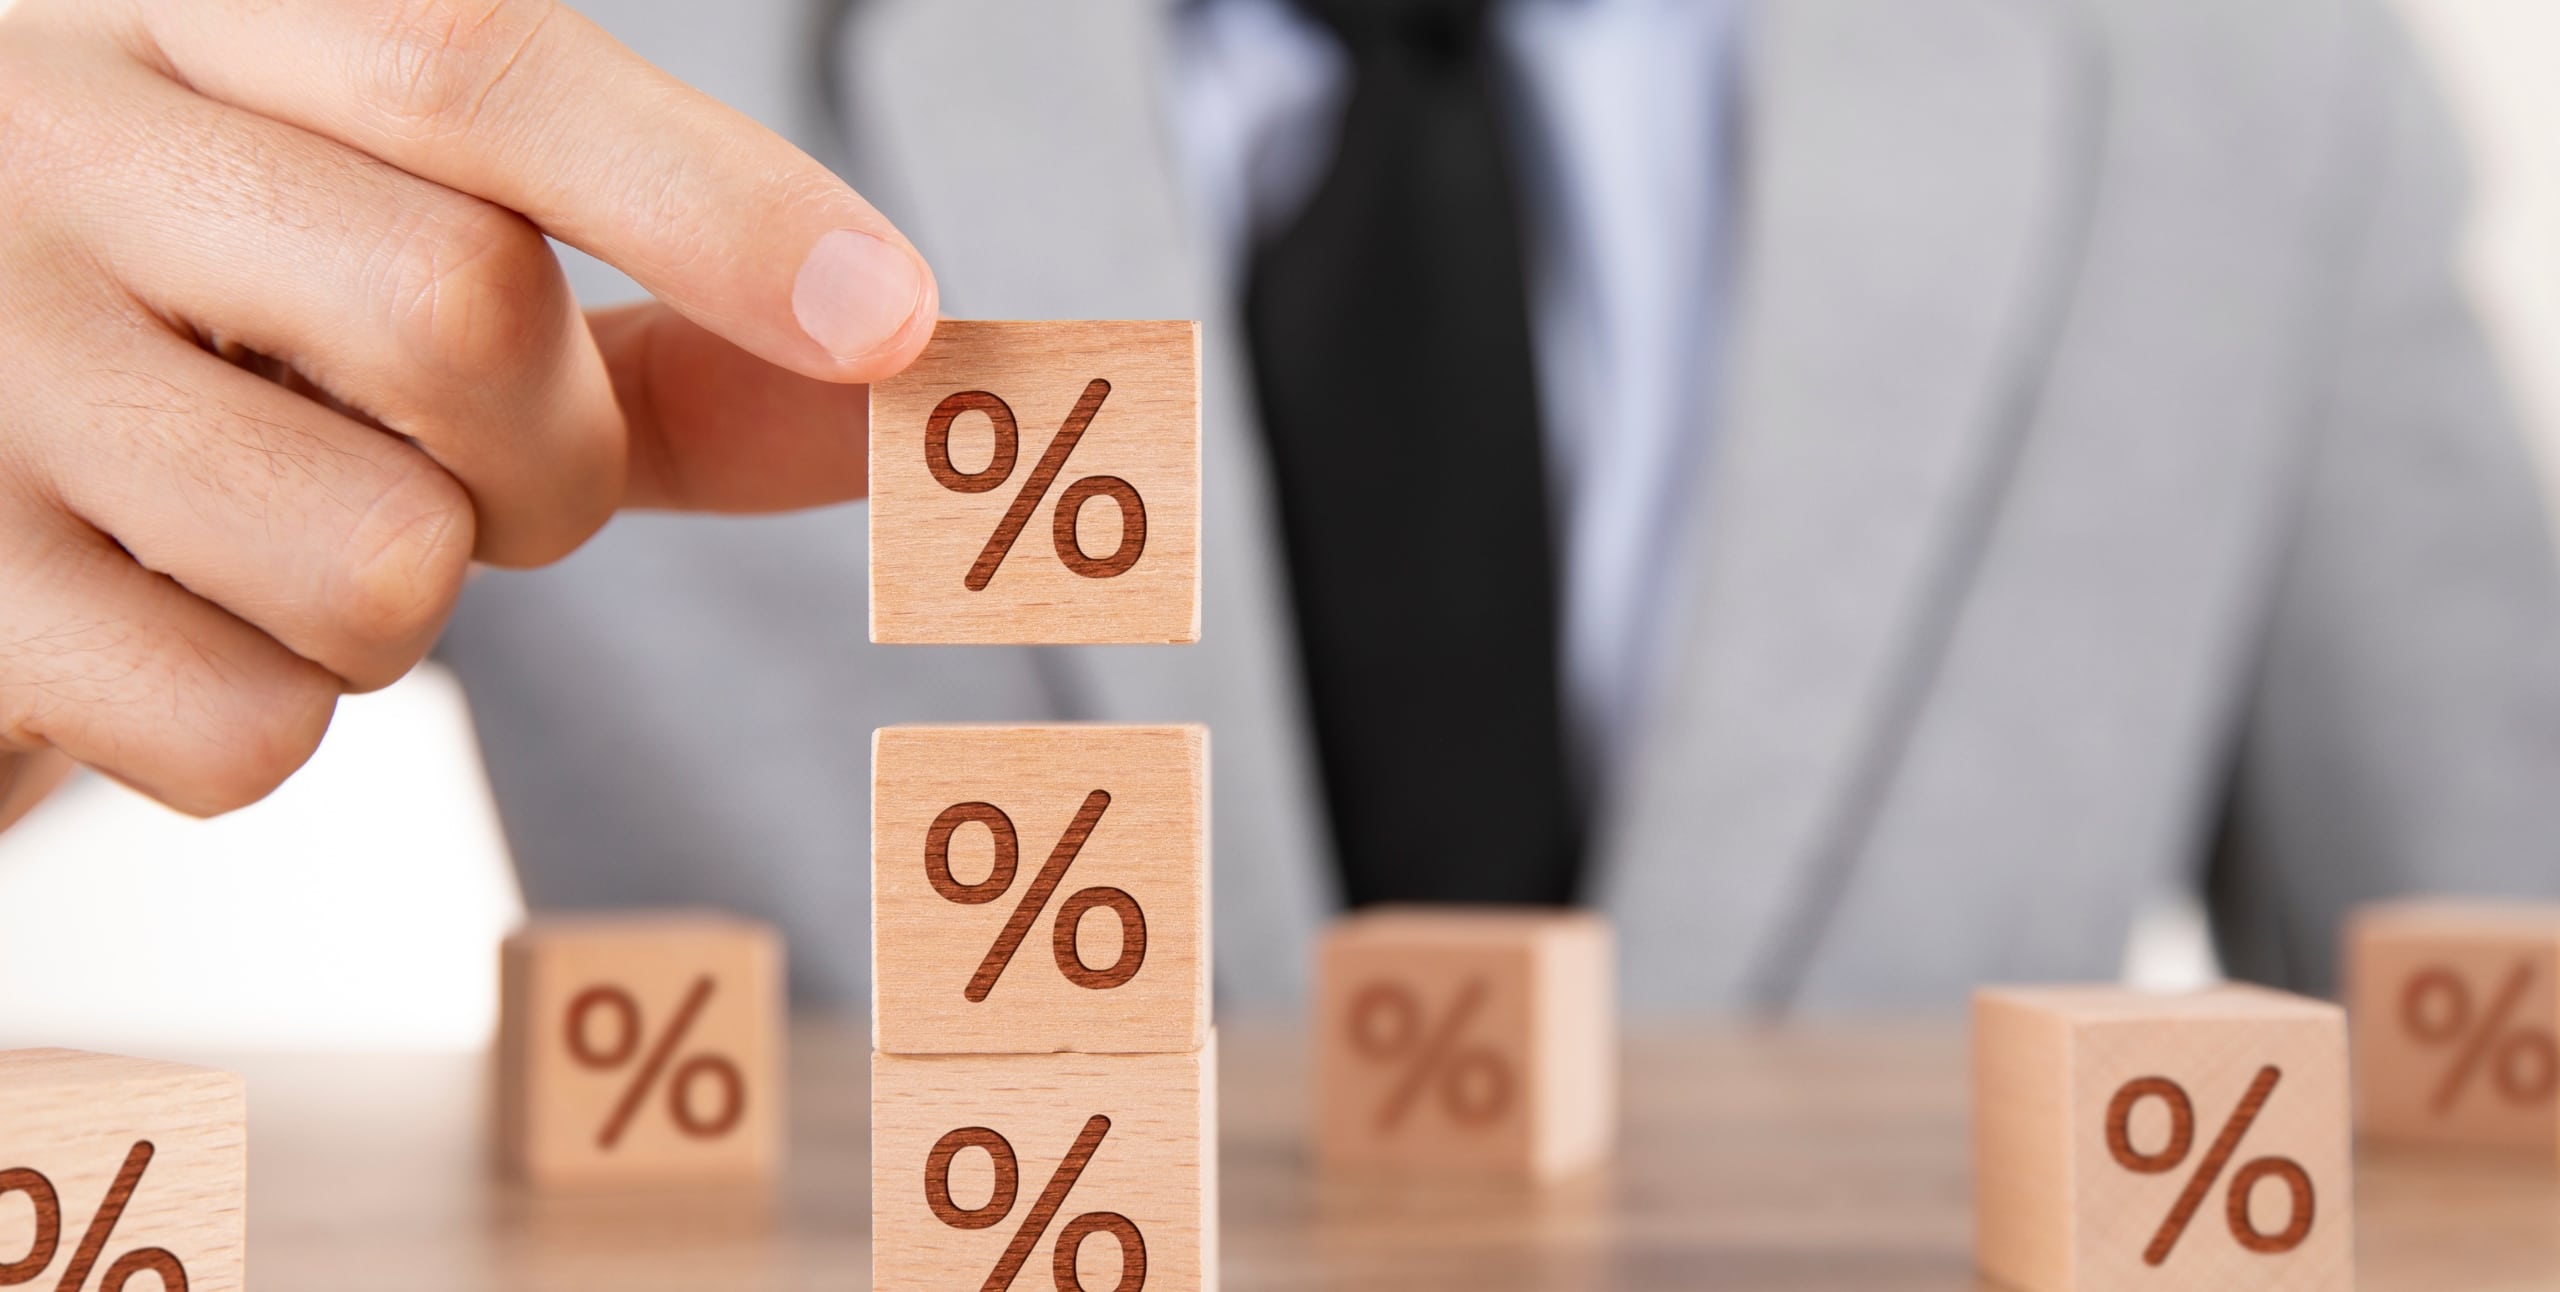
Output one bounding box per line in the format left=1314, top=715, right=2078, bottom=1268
left=1348, top=979, right=1514, bottom=1131
left=925, top=1116, right=1146, bottom=1292
left=927, top=792, right=1147, bottom=1002
left=2401, top=962, right=2559, bottom=1113
left=2104, top=1068, right=2313, bottom=1267
left=0, top=1141, right=188, bottom=1290
left=927, top=380, right=1147, bottom=590
left=565, top=975, right=746, bottom=1149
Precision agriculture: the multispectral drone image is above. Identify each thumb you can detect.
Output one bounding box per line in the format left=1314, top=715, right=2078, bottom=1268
left=591, top=302, right=887, bottom=513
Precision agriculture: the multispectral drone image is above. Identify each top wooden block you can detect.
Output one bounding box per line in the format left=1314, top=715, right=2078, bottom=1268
left=2345, top=899, right=2560, bottom=1154
left=869, top=320, right=1200, bottom=644
left=0, top=1049, right=246, bottom=1292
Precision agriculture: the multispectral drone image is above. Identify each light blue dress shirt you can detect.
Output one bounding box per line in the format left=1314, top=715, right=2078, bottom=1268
left=1169, top=0, right=1744, bottom=801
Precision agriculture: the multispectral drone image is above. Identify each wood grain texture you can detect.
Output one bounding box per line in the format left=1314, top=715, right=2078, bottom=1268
left=1971, top=985, right=2352, bottom=1292
left=2346, top=900, right=2560, bottom=1157
left=871, top=1039, right=1216, bottom=1292
left=499, top=912, right=784, bottom=1188
left=0, top=1049, right=244, bottom=1291
left=873, top=725, right=1208, bottom=1056
left=1973, top=992, right=2070, bottom=1292
left=869, top=320, right=1201, bottom=644
left=202, top=1021, right=2560, bottom=1290
left=1315, top=907, right=1613, bottom=1180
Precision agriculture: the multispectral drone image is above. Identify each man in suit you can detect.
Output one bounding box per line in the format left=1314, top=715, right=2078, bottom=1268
left=2, top=0, right=2555, bottom=1011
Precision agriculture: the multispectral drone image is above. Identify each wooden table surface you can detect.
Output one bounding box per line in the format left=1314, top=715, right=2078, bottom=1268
left=234, top=1019, right=2560, bottom=1290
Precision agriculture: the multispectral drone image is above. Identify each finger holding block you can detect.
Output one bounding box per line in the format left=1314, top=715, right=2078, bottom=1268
left=1315, top=906, right=1614, bottom=1181
left=2346, top=899, right=2560, bottom=1157
left=869, top=319, right=1201, bottom=645
left=1972, top=985, right=2352, bottom=1292
left=873, top=725, right=1208, bottom=1056
left=499, top=912, right=784, bottom=1187
left=871, top=1040, right=1217, bottom=1292
left=0, top=1050, right=244, bottom=1292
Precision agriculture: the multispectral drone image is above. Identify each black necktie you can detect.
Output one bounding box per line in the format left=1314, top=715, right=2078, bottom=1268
left=1244, top=0, right=1580, bottom=907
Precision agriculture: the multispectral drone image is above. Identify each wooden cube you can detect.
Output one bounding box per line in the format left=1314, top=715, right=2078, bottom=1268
left=1972, top=985, right=2352, bottom=1292
left=1314, top=906, right=1614, bottom=1180
left=871, top=1038, right=1216, bottom=1292
left=869, top=319, right=1200, bottom=644
left=0, top=1049, right=244, bottom=1291
left=2345, top=899, right=2560, bottom=1156
left=873, top=725, right=1208, bottom=1056
left=499, top=912, right=784, bottom=1187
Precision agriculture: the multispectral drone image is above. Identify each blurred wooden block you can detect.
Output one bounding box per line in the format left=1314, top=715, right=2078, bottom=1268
left=499, top=912, right=784, bottom=1188
left=1972, top=985, right=2352, bottom=1292
left=2346, top=900, right=2560, bottom=1156
left=869, top=319, right=1200, bottom=644
left=0, top=1049, right=244, bottom=1291
left=1314, top=906, right=1614, bottom=1180
left=873, top=725, right=1208, bottom=1055
left=872, top=1037, right=1217, bottom=1292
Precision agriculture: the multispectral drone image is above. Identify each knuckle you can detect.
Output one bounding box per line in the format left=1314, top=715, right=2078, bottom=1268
left=477, top=481, right=610, bottom=568
left=360, top=0, right=559, bottom=139
left=474, top=411, right=623, bottom=569
left=334, top=467, right=473, bottom=682
left=379, top=198, right=565, bottom=378
left=0, top=524, right=341, bottom=818
left=174, top=661, right=337, bottom=817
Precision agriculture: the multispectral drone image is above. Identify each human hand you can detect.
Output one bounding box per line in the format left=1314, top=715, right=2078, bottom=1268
left=0, top=0, right=935, bottom=814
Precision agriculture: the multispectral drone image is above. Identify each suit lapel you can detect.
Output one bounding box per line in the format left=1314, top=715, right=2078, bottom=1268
left=836, top=0, right=1333, bottom=1002
left=1596, top=0, right=2103, bottom=1006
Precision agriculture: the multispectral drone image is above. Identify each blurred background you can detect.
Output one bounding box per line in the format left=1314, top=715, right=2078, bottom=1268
left=1, top=0, right=2555, bottom=1052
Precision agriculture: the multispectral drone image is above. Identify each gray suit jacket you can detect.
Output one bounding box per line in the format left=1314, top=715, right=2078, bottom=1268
left=441, top=0, right=2560, bottom=1011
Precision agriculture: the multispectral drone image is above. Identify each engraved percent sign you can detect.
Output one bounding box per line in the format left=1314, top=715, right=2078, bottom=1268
left=2401, top=961, right=2559, bottom=1113
left=565, top=975, right=747, bottom=1149
left=928, top=792, right=1146, bottom=1002
left=2105, top=1067, right=2313, bottom=1267
left=928, top=380, right=1146, bottom=590
left=0, top=1142, right=189, bottom=1291
left=1348, top=979, right=1514, bottom=1130
left=926, top=1116, right=1145, bottom=1292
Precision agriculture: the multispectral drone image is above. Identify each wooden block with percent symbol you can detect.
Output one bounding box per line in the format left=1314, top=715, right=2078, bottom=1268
left=1314, top=906, right=1614, bottom=1180
left=499, top=912, right=784, bottom=1187
left=873, top=724, right=1207, bottom=1056
left=1972, top=985, right=2352, bottom=1292
left=2346, top=899, right=2560, bottom=1157
left=869, top=319, right=1200, bottom=645
left=872, top=1038, right=1216, bottom=1292
left=0, top=1049, right=244, bottom=1291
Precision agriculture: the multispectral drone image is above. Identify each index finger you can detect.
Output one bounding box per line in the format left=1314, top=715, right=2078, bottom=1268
left=126, top=0, right=937, bottom=381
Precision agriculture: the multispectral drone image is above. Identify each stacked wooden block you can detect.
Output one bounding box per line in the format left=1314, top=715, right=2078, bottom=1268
left=0, top=1050, right=245, bottom=1290
left=867, top=322, right=1211, bottom=1290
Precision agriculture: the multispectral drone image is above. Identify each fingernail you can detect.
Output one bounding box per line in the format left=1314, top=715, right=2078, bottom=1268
left=792, top=229, right=924, bottom=361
